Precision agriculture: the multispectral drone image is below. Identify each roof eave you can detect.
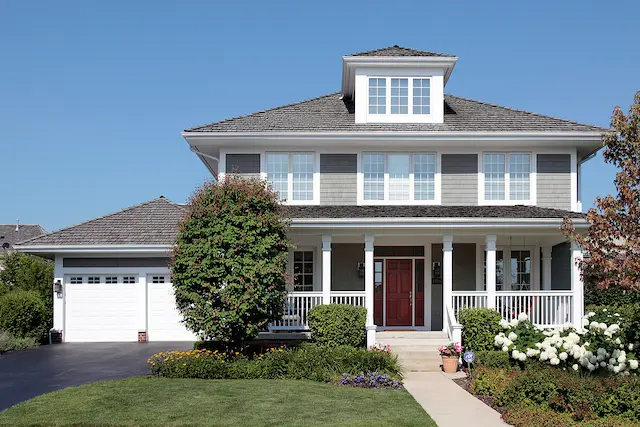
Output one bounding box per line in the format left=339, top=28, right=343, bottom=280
left=14, top=244, right=173, bottom=255
left=290, top=217, right=588, bottom=229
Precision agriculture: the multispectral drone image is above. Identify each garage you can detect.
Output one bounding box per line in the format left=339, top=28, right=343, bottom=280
left=147, top=275, right=197, bottom=341
left=65, top=275, right=140, bottom=342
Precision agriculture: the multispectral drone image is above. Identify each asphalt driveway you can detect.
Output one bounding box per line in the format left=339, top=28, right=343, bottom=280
left=0, top=342, right=192, bottom=411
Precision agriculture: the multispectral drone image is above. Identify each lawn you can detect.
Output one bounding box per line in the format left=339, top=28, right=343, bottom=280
left=0, top=377, right=436, bottom=427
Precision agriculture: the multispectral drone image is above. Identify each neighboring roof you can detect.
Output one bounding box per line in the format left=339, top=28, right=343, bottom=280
left=284, top=205, right=586, bottom=219
left=186, top=93, right=608, bottom=133
left=346, top=45, right=455, bottom=58
left=16, top=198, right=186, bottom=247
left=0, top=224, right=46, bottom=251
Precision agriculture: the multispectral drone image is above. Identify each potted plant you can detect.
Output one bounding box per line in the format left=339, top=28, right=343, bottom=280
left=438, top=342, right=463, bottom=373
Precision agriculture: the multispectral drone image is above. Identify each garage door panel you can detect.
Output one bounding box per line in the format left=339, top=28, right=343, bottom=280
left=148, top=282, right=196, bottom=341
left=65, top=282, right=139, bottom=342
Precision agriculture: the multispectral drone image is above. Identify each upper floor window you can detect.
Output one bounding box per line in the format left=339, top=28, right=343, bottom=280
left=362, top=152, right=437, bottom=202
left=368, top=77, right=431, bottom=116
left=483, top=153, right=531, bottom=202
left=266, top=152, right=315, bottom=202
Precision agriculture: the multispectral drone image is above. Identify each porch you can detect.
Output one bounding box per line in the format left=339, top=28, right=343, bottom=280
left=270, top=231, right=584, bottom=346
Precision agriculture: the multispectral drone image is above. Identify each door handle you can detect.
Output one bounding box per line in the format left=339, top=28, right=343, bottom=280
left=409, top=291, right=412, bottom=305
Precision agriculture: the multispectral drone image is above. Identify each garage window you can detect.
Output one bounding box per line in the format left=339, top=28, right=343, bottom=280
left=70, top=277, right=83, bottom=284
left=88, top=276, right=100, bottom=284
left=105, top=276, right=118, bottom=284
left=152, top=276, right=166, bottom=284
left=123, top=276, right=136, bottom=284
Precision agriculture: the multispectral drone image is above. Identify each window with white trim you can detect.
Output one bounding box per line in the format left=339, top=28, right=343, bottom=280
left=363, top=153, right=437, bottom=202
left=88, top=276, right=100, bottom=284
left=123, top=276, right=136, bottom=284
left=293, top=251, right=314, bottom=292
left=368, top=77, right=431, bottom=116
left=266, top=152, right=315, bottom=202
left=105, top=276, right=117, bottom=284
left=483, top=153, right=531, bottom=202
left=510, top=250, right=531, bottom=290
left=70, top=277, right=83, bottom=284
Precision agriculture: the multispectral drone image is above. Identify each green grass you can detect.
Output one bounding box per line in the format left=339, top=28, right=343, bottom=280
left=0, top=377, right=435, bottom=426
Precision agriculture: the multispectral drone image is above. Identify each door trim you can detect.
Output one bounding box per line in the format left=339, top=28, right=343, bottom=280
left=384, top=259, right=413, bottom=327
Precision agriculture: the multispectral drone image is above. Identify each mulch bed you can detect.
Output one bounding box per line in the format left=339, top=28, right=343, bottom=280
left=452, top=375, right=506, bottom=415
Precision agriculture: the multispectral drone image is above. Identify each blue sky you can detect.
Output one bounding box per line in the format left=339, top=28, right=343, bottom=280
left=1, top=1, right=638, bottom=231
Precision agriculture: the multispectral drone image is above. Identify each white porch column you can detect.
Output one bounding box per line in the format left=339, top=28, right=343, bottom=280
left=442, top=235, right=453, bottom=330
left=542, top=246, right=553, bottom=291
left=53, top=255, right=64, bottom=335
left=486, top=235, right=497, bottom=309
left=364, top=235, right=376, bottom=347
left=571, top=242, right=584, bottom=329
left=322, top=235, right=332, bottom=305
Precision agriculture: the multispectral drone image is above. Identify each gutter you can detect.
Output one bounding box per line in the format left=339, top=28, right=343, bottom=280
left=13, top=244, right=173, bottom=254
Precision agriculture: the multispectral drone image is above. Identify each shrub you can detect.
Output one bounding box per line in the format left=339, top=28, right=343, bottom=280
left=458, top=308, right=502, bottom=352
left=503, top=405, right=640, bottom=427
left=0, top=330, right=38, bottom=353
left=586, top=303, right=640, bottom=344
left=584, top=282, right=640, bottom=307
left=469, top=366, right=512, bottom=401
left=0, top=290, right=48, bottom=340
left=148, top=343, right=401, bottom=382
left=308, top=304, right=366, bottom=348
left=339, top=372, right=403, bottom=389
left=474, top=350, right=513, bottom=369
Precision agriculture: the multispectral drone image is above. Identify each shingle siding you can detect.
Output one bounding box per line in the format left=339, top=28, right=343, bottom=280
left=320, top=154, right=357, bottom=205
left=225, top=154, right=261, bottom=180
left=537, top=154, right=572, bottom=210
left=441, top=154, right=478, bottom=206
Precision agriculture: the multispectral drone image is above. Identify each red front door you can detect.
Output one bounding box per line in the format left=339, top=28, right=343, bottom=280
left=386, top=259, right=412, bottom=326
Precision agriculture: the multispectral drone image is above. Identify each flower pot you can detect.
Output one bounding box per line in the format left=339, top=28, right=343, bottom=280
left=442, top=355, right=459, bottom=373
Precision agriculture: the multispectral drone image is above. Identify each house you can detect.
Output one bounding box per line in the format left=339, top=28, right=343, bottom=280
left=1, top=224, right=46, bottom=260
left=16, top=46, right=606, bottom=345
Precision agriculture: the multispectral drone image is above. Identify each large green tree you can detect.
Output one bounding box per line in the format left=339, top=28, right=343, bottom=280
left=171, top=178, right=291, bottom=350
left=0, top=252, right=53, bottom=299
left=562, top=91, right=640, bottom=291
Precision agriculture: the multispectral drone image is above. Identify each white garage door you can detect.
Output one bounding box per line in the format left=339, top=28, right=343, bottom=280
left=65, top=275, right=139, bottom=342
left=147, top=275, right=197, bottom=341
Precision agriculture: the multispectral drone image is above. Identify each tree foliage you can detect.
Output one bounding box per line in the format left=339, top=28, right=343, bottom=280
left=171, top=178, right=291, bottom=350
left=562, top=91, right=640, bottom=291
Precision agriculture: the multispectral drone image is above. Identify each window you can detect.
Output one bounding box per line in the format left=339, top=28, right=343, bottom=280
left=70, top=277, right=83, bottom=284
left=367, top=77, right=431, bottom=116
left=390, top=78, right=408, bottom=114
left=152, top=276, right=166, bottom=284
left=105, top=276, right=117, bottom=284
left=362, top=153, right=437, bottom=202
left=266, top=152, right=315, bottom=202
left=293, top=251, right=314, bottom=292
left=88, top=276, right=100, bottom=284
left=413, top=153, right=436, bottom=200
left=368, top=78, right=386, bottom=114
left=510, top=250, right=531, bottom=290
left=123, top=276, right=136, bottom=284
left=388, top=154, right=410, bottom=200
left=413, top=79, right=431, bottom=114
left=483, top=250, right=505, bottom=291
left=483, top=153, right=531, bottom=202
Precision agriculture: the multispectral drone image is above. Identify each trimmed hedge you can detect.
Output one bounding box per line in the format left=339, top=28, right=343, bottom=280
left=148, top=343, right=401, bottom=382
left=0, top=290, right=48, bottom=340
left=308, top=304, right=366, bottom=348
left=584, top=281, right=640, bottom=307
left=458, top=308, right=502, bottom=352
left=474, top=350, right=514, bottom=370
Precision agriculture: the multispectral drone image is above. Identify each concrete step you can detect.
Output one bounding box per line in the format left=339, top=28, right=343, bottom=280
left=377, top=331, right=448, bottom=340
left=400, top=359, right=443, bottom=372
left=396, top=351, right=444, bottom=360
left=376, top=338, right=450, bottom=347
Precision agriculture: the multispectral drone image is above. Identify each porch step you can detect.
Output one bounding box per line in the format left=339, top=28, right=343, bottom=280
left=376, top=331, right=448, bottom=340
left=375, top=331, right=450, bottom=373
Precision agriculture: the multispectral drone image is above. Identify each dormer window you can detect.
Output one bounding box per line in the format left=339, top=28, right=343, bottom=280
left=368, top=77, right=432, bottom=117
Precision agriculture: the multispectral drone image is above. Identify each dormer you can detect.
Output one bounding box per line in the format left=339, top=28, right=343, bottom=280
left=341, top=45, right=458, bottom=124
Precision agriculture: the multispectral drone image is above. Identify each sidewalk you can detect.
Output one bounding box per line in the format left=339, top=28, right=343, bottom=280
left=403, top=372, right=507, bottom=426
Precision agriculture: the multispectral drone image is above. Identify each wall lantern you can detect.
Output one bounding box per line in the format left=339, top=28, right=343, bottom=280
left=357, top=262, right=365, bottom=278
left=54, top=280, right=63, bottom=296
left=432, top=261, right=441, bottom=279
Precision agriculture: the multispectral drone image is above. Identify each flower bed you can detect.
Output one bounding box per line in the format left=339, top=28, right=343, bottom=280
left=339, top=372, right=404, bottom=389
left=493, top=309, right=639, bottom=375
left=148, top=343, right=402, bottom=384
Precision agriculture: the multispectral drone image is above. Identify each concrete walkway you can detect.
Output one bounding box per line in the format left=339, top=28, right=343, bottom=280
left=403, top=372, right=507, bottom=426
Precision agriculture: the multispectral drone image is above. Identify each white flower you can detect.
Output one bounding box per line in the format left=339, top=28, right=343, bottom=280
left=559, top=352, right=568, bottom=361
left=550, top=357, right=560, bottom=366
left=618, top=352, right=627, bottom=363
left=630, top=360, right=638, bottom=370
left=518, top=312, right=529, bottom=322
left=509, top=319, right=519, bottom=327
left=588, top=363, right=596, bottom=371
left=499, top=319, right=509, bottom=329
left=582, top=318, right=589, bottom=327
left=600, top=361, right=607, bottom=367
left=572, top=364, right=579, bottom=371
left=508, top=332, right=518, bottom=341
left=615, top=338, right=622, bottom=345
left=587, top=311, right=596, bottom=317
left=540, top=351, right=549, bottom=361
left=502, top=346, right=509, bottom=352
left=629, top=343, right=634, bottom=351
left=512, top=350, right=520, bottom=360
left=614, top=365, right=621, bottom=374
left=599, top=323, right=607, bottom=331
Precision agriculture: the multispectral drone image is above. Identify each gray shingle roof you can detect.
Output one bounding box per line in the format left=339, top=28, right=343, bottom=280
left=186, top=93, right=607, bottom=133
left=284, top=205, right=586, bottom=219
left=347, top=45, right=455, bottom=58
left=16, top=198, right=186, bottom=246
left=0, top=224, right=45, bottom=252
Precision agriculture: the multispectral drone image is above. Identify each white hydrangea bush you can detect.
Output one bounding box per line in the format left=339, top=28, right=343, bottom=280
left=494, top=309, right=639, bottom=375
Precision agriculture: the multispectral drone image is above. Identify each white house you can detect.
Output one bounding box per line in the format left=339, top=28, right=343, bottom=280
left=16, top=46, right=606, bottom=345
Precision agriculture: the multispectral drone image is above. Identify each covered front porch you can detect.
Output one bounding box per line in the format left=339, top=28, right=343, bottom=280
left=271, top=225, right=585, bottom=346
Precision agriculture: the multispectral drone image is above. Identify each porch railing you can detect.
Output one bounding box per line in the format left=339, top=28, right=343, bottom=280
left=270, top=292, right=323, bottom=330
left=495, top=291, right=573, bottom=327
left=331, top=291, right=366, bottom=307
left=452, top=291, right=488, bottom=317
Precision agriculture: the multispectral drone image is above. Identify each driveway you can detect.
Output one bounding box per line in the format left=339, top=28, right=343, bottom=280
left=0, top=342, right=192, bottom=411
